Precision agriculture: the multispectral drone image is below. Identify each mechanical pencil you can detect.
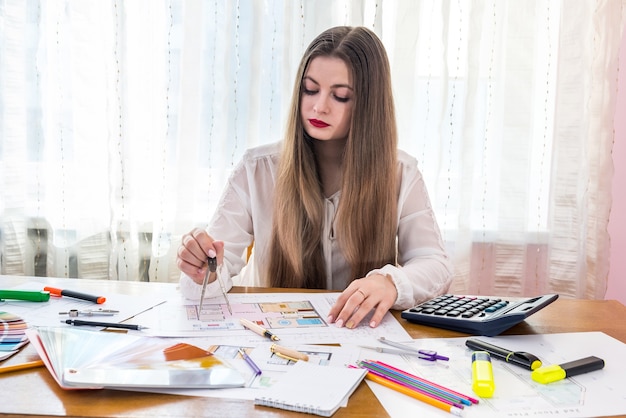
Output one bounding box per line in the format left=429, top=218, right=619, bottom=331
left=465, top=338, right=542, bottom=370
left=531, top=355, right=604, bottom=384
left=240, top=318, right=279, bottom=341
left=238, top=348, right=262, bottom=376
left=270, top=344, right=309, bottom=362
left=359, top=345, right=421, bottom=356
left=62, top=319, right=147, bottom=331
left=377, top=337, right=449, bottom=361
left=471, top=351, right=495, bottom=398
left=44, top=287, right=106, bottom=304
left=59, top=308, right=119, bottom=317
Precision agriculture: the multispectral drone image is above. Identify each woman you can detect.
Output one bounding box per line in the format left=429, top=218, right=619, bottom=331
left=177, top=26, right=452, bottom=329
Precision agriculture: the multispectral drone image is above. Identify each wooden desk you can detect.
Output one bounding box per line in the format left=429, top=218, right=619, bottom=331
left=1, top=276, right=625, bottom=418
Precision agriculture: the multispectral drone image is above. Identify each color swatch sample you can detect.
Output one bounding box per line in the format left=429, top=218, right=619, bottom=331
left=0, top=311, right=29, bottom=360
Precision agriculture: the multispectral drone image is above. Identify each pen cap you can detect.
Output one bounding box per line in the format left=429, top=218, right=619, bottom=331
left=270, top=344, right=309, bottom=362
left=0, top=290, right=51, bottom=302
left=509, top=351, right=542, bottom=370
left=471, top=351, right=495, bottom=398
left=561, top=356, right=604, bottom=377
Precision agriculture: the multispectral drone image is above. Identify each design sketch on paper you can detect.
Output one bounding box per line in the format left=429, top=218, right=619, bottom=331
left=189, top=300, right=327, bottom=331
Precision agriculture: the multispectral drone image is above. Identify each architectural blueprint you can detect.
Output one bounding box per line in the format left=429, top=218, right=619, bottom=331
left=142, top=291, right=412, bottom=345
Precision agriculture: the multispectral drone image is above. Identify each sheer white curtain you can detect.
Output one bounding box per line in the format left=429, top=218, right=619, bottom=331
left=0, top=0, right=623, bottom=299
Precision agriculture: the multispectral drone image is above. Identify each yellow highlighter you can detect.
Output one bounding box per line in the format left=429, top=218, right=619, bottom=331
left=471, top=351, right=495, bottom=398
left=531, top=356, right=604, bottom=384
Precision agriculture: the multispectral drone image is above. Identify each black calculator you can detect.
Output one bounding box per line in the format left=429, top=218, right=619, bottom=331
left=400, top=293, right=559, bottom=336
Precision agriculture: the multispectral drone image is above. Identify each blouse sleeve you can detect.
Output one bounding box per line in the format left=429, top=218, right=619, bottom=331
left=179, top=145, right=278, bottom=300
left=366, top=154, right=453, bottom=310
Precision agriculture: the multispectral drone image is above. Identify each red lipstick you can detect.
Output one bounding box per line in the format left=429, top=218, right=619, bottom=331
left=309, top=119, right=330, bottom=128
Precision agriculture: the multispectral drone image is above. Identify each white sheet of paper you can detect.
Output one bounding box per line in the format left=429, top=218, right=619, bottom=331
left=346, top=332, right=626, bottom=418
left=1, top=281, right=166, bottom=330
left=141, top=292, right=412, bottom=345
left=118, top=342, right=364, bottom=401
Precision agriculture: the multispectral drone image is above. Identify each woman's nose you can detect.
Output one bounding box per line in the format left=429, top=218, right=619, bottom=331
left=313, top=94, right=330, bottom=114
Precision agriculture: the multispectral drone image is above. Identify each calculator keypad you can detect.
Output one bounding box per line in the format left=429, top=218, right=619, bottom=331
left=401, top=293, right=559, bottom=335
left=407, top=295, right=510, bottom=320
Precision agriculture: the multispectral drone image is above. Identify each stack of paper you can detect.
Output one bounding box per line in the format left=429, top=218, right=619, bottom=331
left=25, top=327, right=246, bottom=390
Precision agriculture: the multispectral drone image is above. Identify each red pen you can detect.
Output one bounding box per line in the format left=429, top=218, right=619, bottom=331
left=43, top=287, right=106, bottom=304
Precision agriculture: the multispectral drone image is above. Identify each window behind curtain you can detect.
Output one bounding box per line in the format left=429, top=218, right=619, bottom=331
left=0, top=0, right=620, bottom=301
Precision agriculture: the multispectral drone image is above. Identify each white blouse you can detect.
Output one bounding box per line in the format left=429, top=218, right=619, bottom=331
left=179, top=141, right=453, bottom=310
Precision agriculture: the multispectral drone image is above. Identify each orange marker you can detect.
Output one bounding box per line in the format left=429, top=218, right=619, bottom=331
left=44, top=287, right=106, bottom=304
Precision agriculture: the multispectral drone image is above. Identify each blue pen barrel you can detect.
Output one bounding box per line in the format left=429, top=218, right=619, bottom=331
left=471, top=351, right=495, bottom=398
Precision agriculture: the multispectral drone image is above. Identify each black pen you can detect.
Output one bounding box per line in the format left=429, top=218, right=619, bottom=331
left=465, top=338, right=542, bottom=370
left=62, top=319, right=147, bottom=331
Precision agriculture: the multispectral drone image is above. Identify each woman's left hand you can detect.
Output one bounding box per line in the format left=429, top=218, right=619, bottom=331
left=327, top=274, right=397, bottom=329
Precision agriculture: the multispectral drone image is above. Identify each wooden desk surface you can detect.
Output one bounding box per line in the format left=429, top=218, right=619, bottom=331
left=1, top=277, right=625, bottom=418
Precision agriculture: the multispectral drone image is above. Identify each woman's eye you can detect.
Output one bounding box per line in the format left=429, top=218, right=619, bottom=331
left=303, top=88, right=318, bottom=96
left=334, top=95, right=350, bottom=103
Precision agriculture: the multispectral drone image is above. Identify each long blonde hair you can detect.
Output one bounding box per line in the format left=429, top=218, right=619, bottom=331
left=267, top=26, right=398, bottom=288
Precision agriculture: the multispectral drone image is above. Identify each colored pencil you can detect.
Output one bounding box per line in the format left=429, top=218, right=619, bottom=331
left=371, top=360, right=479, bottom=404
left=364, top=370, right=464, bottom=416
left=360, top=360, right=475, bottom=406
left=0, top=359, right=45, bottom=374
left=365, top=361, right=471, bottom=405
left=363, top=366, right=465, bottom=409
left=360, top=361, right=467, bottom=407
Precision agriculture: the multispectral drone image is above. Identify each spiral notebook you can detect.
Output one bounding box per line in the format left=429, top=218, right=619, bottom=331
left=254, top=361, right=367, bottom=417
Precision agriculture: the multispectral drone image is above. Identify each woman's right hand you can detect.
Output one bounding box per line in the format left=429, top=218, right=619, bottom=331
left=176, top=228, right=224, bottom=284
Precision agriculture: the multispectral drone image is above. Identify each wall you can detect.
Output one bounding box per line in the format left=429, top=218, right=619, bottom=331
left=606, top=29, right=626, bottom=305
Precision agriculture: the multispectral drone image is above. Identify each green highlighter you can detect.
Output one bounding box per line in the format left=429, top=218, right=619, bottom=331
left=0, top=290, right=51, bottom=302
